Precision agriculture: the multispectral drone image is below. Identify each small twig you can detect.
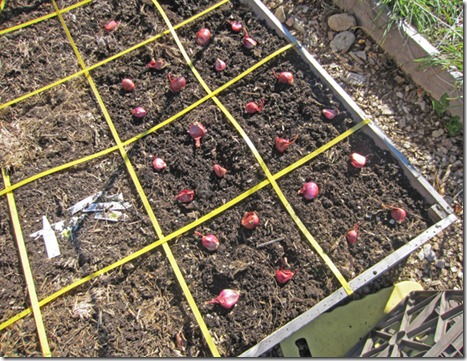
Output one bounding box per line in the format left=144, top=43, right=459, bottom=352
left=256, top=237, right=285, bottom=248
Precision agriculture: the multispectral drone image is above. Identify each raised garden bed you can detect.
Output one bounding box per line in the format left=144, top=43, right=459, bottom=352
left=0, top=0, right=456, bottom=357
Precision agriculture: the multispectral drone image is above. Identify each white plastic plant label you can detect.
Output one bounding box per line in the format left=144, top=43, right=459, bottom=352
left=42, top=216, right=60, bottom=258
left=94, top=210, right=129, bottom=222
left=82, top=201, right=131, bottom=213
left=67, top=192, right=103, bottom=215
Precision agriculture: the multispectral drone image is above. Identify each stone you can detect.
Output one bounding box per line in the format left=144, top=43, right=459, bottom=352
left=354, top=50, right=367, bottom=61
left=285, top=16, right=295, bottom=27
left=435, top=259, right=445, bottom=268
left=431, top=129, right=444, bottom=138
left=274, top=5, right=286, bottom=23
left=343, top=71, right=366, bottom=86
left=327, top=13, right=356, bottom=32
left=330, top=31, right=355, bottom=52
left=293, top=19, right=305, bottom=33
left=395, top=75, right=405, bottom=85
left=423, top=244, right=437, bottom=262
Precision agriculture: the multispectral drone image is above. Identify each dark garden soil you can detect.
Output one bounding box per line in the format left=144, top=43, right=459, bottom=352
left=0, top=0, right=435, bottom=357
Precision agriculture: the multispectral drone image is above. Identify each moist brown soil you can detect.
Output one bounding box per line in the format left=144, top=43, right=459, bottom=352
left=0, top=0, right=435, bottom=357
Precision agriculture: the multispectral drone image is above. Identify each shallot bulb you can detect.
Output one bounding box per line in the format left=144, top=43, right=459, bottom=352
left=391, top=207, right=407, bottom=223
left=152, top=156, right=166, bottom=171
left=195, top=231, right=220, bottom=251
left=273, top=70, right=294, bottom=85
left=241, top=211, right=259, bottom=230
left=168, top=72, right=186, bottom=93
left=275, top=135, right=298, bottom=153
left=346, top=224, right=358, bottom=244
left=242, top=28, right=257, bottom=49
left=382, top=204, right=407, bottom=223
left=147, top=58, right=167, bottom=70
left=207, top=289, right=240, bottom=309
left=298, top=181, right=319, bottom=200
left=121, top=78, right=135, bottom=91
left=276, top=268, right=297, bottom=284
left=226, top=20, right=242, bottom=32
left=213, top=164, right=227, bottom=178
left=104, top=20, right=118, bottom=32
left=131, top=107, right=147, bottom=118
left=175, top=189, right=195, bottom=203
left=322, top=108, right=337, bottom=120
left=245, top=98, right=264, bottom=114
left=188, top=122, right=206, bottom=148
left=276, top=257, right=298, bottom=284
left=350, top=153, right=366, bottom=168
left=196, top=28, right=211, bottom=46
left=214, top=58, right=226, bottom=72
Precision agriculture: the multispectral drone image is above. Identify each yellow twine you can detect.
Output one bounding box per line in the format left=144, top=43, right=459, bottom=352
left=0, top=0, right=92, bottom=36
left=0, top=119, right=368, bottom=332
left=0, top=43, right=293, bottom=196
left=153, top=0, right=353, bottom=295
left=2, top=169, right=51, bottom=357
left=0, top=0, right=231, bottom=110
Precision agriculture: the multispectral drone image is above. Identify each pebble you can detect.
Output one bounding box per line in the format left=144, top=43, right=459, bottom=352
left=394, top=75, right=405, bottom=85
left=435, top=259, right=445, bottom=268
left=418, top=244, right=436, bottom=262
left=327, top=13, right=356, bottom=32
left=343, top=71, right=366, bottom=86
left=441, top=138, right=453, bottom=148
left=330, top=31, right=356, bottom=52
left=293, top=19, right=305, bottom=33
left=439, top=146, right=448, bottom=155
left=432, top=129, right=444, bottom=138
left=274, top=5, right=286, bottom=23
left=353, top=50, right=367, bottom=61
left=419, top=101, right=427, bottom=112
left=285, top=16, right=295, bottom=27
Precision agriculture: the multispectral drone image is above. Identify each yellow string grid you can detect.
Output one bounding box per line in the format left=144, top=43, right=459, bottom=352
left=152, top=0, right=353, bottom=294
left=0, top=0, right=92, bottom=36
left=0, top=43, right=294, bottom=197
left=0, top=119, right=368, bottom=334
left=51, top=0, right=221, bottom=355
left=1, top=169, right=51, bottom=357
left=0, top=0, right=374, bottom=355
left=0, top=0, right=230, bottom=111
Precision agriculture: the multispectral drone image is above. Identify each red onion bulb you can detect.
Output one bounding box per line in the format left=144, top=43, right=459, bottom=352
left=195, top=231, right=220, bottom=251
left=196, top=28, right=211, bottom=46
left=104, top=20, right=118, bottom=32
left=207, top=289, right=240, bottom=309
left=273, top=70, right=294, bottom=85
left=241, top=211, right=259, bottom=230
left=121, top=78, right=135, bottom=91
left=213, top=164, right=227, bottom=178
left=245, top=98, right=264, bottom=114
left=188, top=122, right=206, bottom=148
left=275, top=135, right=298, bottom=153
left=346, top=224, right=358, bottom=244
left=175, top=189, right=195, bottom=203
left=152, top=156, right=166, bottom=171
left=298, top=182, right=319, bottom=200
left=350, top=153, right=366, bottom=168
